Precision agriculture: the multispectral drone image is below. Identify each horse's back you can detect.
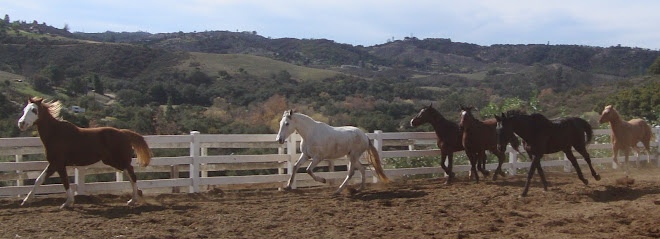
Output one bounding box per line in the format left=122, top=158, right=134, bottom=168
left=303, top=125, right=368, bottom=159
left=627, top=118, right=652, bottom=142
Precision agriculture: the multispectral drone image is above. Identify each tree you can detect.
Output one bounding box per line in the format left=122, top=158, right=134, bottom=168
left=3, top=14, right=9, bottom=24
left=31, top=75, right=51, bottom=92
left=63, top=23, right=70, bottom=32
left=92, top=74, right=104, bottom=95
left=65, top=77, right=88, bottom=96
left=42, top=64, right=65, bottom=86
left=648, top=55, right=660, bottom=75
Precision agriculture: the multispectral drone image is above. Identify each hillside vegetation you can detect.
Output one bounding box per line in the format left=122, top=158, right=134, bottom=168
left=1, top=15, right=660, bottom=140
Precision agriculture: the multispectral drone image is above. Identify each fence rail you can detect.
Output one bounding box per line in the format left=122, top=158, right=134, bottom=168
left=1, top=128, right=659, bottom=197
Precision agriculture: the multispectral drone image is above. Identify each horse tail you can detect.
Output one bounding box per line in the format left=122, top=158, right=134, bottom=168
left=121, top=129, right=153, bottom=167
left=577, top=118, right=593, bottom=144
left=367, top=140, right=390, bottom=183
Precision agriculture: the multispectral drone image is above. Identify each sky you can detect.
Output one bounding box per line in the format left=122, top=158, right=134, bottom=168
left=2, top=0, right=660, bottom=49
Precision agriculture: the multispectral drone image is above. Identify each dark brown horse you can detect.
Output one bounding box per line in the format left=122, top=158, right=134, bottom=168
left=599, top=105, right=653, bottom=173
left=495, top=110, right=601, bottom=196
left=410, top=105, right=463, bottom=184
left=17, top=97, right=152, bottom=208
left=459, top=106, right=507, bottom=182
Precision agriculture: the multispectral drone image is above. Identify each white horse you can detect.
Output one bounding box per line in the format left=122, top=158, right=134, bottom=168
left=276, top=110, right=389, bottom=194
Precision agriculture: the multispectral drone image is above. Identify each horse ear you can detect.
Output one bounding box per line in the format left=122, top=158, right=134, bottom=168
left=27, top=97, right=33, bottom=103
left=494, top=114, right=501, bottom=121
left=501, top=112, right=506, bottom=119
left=428, top=103, right=433, bottom=108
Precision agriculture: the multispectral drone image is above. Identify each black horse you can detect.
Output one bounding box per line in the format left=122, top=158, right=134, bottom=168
left=495, top=110, right=601, bottom=196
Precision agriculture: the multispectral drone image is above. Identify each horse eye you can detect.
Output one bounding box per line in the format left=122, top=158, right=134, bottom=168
left=285, top=122, right=289, bottom=126
left=31, top=109, right=37, bottom=114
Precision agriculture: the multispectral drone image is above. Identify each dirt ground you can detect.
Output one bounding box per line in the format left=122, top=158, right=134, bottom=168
left=1, top=167, right=659, bottom=239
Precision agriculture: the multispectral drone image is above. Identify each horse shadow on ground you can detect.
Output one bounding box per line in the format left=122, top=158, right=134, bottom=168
left=484, top=178, right=573, bottom=188
left=585, top=185, right=660, bottom=202
left=73, top=203, right=197, bottom=219
left=348, top=189, right=427, bottom=201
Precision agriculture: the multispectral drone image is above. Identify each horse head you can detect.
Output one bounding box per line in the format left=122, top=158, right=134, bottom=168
left=495, top=112, right=519, bottom=153
left=18, top=97, right=43, bottom=131
left=410, top=104, right=440, bottom=127
left=598, top=105, right=616, bottom=124
left=459, top=105, right=475, bottom=131
left=276, top=109, right=296, bottom=144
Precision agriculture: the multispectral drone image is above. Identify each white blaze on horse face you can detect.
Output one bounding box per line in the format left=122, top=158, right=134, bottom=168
left=18, top=103, right=38, bottom=131
left=276, top=115, right=294, bottom=144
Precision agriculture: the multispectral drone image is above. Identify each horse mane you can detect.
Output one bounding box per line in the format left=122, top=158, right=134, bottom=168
left=32, top=97, right=63, bottom=120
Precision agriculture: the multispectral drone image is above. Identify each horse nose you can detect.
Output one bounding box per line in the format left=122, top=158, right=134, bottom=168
left=276, top=137, right=284, bottom=144
left=18, top=121, right=26, bottom=130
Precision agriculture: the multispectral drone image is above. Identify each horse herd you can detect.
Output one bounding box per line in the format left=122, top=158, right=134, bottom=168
left=15, top=97, right=654, bottom=208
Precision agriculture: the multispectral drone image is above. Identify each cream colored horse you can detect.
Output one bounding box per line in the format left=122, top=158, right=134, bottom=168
left=599, top=105, right=653, bottom=174
left=276, top=110, right=389, bottom=194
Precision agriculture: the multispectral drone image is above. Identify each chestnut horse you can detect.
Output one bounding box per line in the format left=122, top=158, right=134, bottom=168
left=495, top=110, right=600, bottom=197
left=410, top=105, right=463, bottom=184
left=18, top=97, right=152, bottom=208
left=599, top=105, right=653, bottom=174
left=459, top=106, right=507, bottom=182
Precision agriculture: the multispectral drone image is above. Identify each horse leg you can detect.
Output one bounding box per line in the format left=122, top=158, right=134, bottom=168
left=21, top=164, right=56, bottom=206
left=447, top=153, right=455, bottom=181
left=575, top=146, right=600, bottom=181
left=285, top=154, right=309, bottom=189
left=643, top=140, right=652, bottom=164
left=564, top=149, right=588, bottom=185
left=612, top=147, right=620, bottom=169
left=124, top=166, right=141, bottom=206
left=354, top=158, right=367, bottom=192
left=623, top=148, right=630, bottom=175
left=335, top=160, right=356, bottom=195
left=56, top=166, right=74, bottom=209
left=492, top=151, right=506, bottom=180
left=521, top=155, right=539, bottom=197
left=306, top=156, right=327, bottom=184
left=478, top=151, right=490, bottom=177
left=467, top=152, right=479, bottom=183
left=534, top=158, right=548, bottom=192
left=440, top=153, right=454, bottom=184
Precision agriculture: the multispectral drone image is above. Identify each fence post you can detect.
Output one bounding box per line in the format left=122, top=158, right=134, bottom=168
left=508, top=149, right=517, bottom=176
left=15, top=154, right=24, bottom=198
left=656, top=127, right=660, bottom=167
left=278, top=146, right=286, bottom=190
left=189, top=131, right=200, bottom=193
left=75, top=168, right=85, bottom=195
left=15, top=154, right=24, bottom=187
left=201, top=147, right=208, bottom=191
left=286, top=134, right=297, bottom=189
left=373, top=130, right=384, bottom=183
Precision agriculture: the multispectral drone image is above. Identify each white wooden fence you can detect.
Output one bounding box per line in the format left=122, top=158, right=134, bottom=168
left=1, top=129, right=658, bottom=197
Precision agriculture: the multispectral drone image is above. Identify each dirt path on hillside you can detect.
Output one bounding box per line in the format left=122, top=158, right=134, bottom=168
left=1, top=167, right=659, bottom=238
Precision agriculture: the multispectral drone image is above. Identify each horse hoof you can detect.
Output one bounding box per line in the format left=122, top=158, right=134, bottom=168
left=321, top=179, right=327, bottom=184
left=582, top=179, right=589, bottom=185
left=20, top=200, right=29, bottom=206
left=594, top=175, right=601, bottom=181
left=60, top=203, right=72, bottom=209
left=283, top=186, right=292, bottom=191
left=127, top=199, right=137, bottom=206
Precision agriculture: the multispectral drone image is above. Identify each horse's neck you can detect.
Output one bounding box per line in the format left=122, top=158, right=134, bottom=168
left=292, top=114, right=323, bottom=140
left=36, top=114, right=77, bottom=142
left=431, top=117, right=459, bottom=139
left=607, top=113, right=626, bottom=129
left=511, top=117, right=534, bottom=142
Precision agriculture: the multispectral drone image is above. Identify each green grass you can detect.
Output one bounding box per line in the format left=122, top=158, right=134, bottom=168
left=181, top=52, right=341, bottom=81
